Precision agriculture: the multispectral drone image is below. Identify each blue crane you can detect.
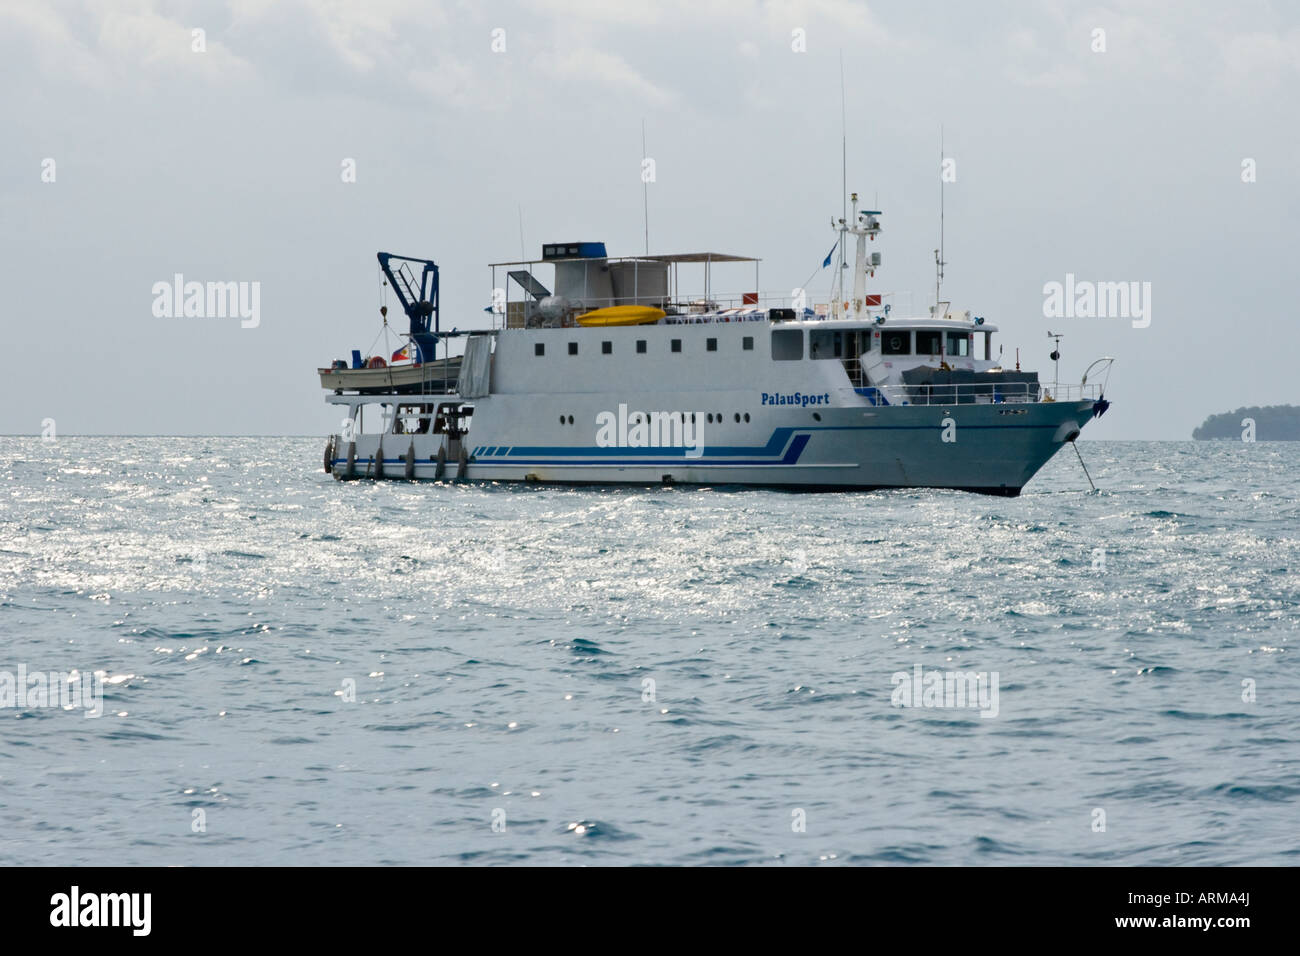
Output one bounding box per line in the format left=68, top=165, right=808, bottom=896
left=377, top=252, right=440, bottom=363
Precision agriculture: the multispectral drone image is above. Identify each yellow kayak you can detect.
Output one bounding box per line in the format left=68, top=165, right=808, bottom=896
left=575, top=305, right=666, bottom=327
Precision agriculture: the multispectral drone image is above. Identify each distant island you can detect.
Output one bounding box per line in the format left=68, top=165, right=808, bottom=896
left=1193, top=405, right=1300, bottom=440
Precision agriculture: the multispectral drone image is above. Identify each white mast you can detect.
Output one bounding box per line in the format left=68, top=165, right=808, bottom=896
left=851, top=193, right=866, bottom=315
left=848, top=195, right=881, bottom=318
left=831, top=211, right=847, bottom=318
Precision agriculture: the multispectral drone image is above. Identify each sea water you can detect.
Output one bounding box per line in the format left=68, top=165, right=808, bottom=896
left=1, top=438, right=1296, bottom=865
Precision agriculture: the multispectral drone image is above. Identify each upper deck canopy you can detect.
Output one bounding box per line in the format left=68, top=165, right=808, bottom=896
left=488, top=251, right=759, bottom=267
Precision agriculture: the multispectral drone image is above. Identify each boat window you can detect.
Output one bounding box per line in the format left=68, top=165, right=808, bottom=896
left=671, top=339, right=682, bottom=353
left=569, top=341, right=578, bottom=355
left=771, top=329, right=803, bottom=360
left=945, top=331, right=970, bottom=357
left=602, top=340, right=612, bottom=354
left=881, top=331, right=910, bottom=355
left=636, top=340, right=647, bottom=353
left=706, top=338, right=717, bottom=352
left=809, top=329, right=842, bottom=359
left=535, top=342, right=545, bottom=356
left=916, top=330, right=941, bottom=356
left=743, top=336, right=753, bottom=350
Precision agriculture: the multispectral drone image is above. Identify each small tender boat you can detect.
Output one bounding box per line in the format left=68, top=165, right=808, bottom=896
left=575, top=305, right=666, bottom=327
left=318, top=359, right=461, bottom=394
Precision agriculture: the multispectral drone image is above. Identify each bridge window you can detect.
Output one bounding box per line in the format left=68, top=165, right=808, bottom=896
left=535, top=343, right=545, bottom=356
left=945, top=331, right=970, bottom=357
left=916, top=331, right=941, bottom=356
left=771, top=329, right=803, bottom=360
left=881, top=331, right=911, bottom=355
left=810, top=329, right=843, bottom=359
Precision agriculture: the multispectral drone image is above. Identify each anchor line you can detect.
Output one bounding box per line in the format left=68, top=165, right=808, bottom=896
left=1072, top=440, right=1096, bottom=492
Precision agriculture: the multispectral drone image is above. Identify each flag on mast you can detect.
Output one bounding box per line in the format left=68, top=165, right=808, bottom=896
left=822, top=238, right=839, bottom=269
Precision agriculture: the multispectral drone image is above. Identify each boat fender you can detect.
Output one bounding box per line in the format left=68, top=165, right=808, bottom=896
left=435, top=446, right=446, bottom=480
left=457, top=445, right=468, bottom=481
left=405, top=441, right=415, bottom=479
left=374, top=440, right=383, bottom=479
left=345, top=441, right=356, bottom=480
left=323, top=437, right=334, bottom=474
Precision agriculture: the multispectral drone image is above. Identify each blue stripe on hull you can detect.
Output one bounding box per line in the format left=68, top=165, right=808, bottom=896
left=471, top=422, right=1060, bottom=464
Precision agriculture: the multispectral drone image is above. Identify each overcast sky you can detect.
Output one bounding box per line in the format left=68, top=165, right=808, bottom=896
left=3, top=0, right=1297, bottom=439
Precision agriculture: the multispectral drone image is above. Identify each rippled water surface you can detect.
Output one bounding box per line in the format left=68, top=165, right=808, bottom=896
left=1, top=438, right=1297, bottom=865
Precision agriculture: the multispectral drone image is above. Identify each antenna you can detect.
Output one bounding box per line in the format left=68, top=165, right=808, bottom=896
left=840, top=52, right=847, bottom=227
left=831, top=52, right=848, bottom=317
left=641, top=119, right=650, bottom=255
left=935, top=126, right=946, bottom=306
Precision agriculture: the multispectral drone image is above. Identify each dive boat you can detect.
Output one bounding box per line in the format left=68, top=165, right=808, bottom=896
left=319, top=198, right=1112, bottom=494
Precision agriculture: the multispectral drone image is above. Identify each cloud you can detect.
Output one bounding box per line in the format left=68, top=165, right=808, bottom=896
left=97, top=9, right=253, bottom=78
left=551, top=47, right=675, bottom=107
left=1220, top=29, right=1300, bottom=92
left=231, top=0, right=450, bottom=74
left=0, top=3, right=107, bottom=85
left=2, top=1, right=253, bottom=88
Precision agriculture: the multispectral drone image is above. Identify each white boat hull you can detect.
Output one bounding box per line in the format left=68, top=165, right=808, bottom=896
left=329, top=398, right=1101, bottom=495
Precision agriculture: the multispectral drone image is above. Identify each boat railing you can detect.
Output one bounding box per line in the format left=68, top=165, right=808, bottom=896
left=848, top=381, right=1106, bottom=406
left=664, top=290, right=910, bottom=317
left=493, top=289, right=919, bottom=328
